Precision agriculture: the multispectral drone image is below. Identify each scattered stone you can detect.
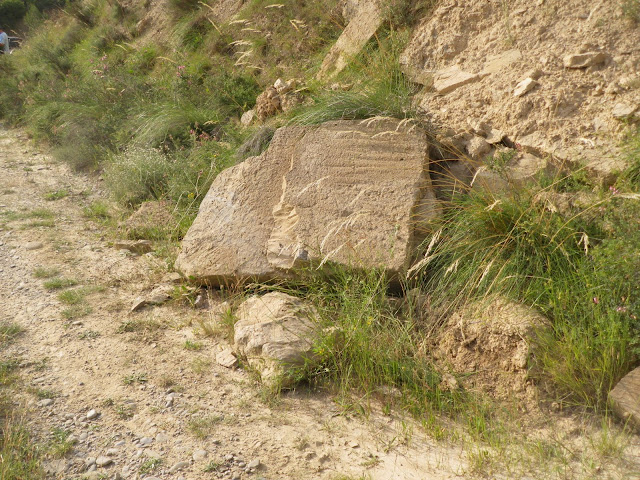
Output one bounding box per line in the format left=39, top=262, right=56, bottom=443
left=194, top=292, right=208, bottom=309
left=612, top=103, right=637, bottom=120
left=563, top=52, right=607, bottom=69
left=216, top=348, right=239, bottom=369
left=241, top=109, right=256, bottom=126
left=155, top=433, right=170, bottom=443
left=472, top=153, right=555, bottom=194
left=513, top=78, right=538, bottom=97
left=79, top=432, right=88, bottom=442
left=234, top=292, right=316, bottom=387
left=37, top=398, right=53, bottom=407
left=114, top=240, right=152, bottom=255
left=317, top=0, right=383, bottom=80
left=609, top=367, right=640, bottom=432
left=85, top=457, right=96, bottom=467
left=25, top=241, right=43, bottom=250
left=139, top=437, right=153, bottom=447
left=124, top=201, right=174, bottom=240
left=161, top=272, right=183, bottom=284
left=193, top=450, right=208, bottom=462
left=482, top=49, right=522, bottom=74
left=433, top=65, right=482, bottom=95
left=86, top=409, right=99, bottom=420
left=168, top=461, right=190, bottom=473
left=130, top=285, right=173, bottom=312
left=255, top=87, right=281, bottom=121
left=175, top=119, right=438, bottom=285
left=247, top=459, right=260, bottom=469
left=106, top=448, right=118, bottom=456
left=96, top=456, right=113, bottom=467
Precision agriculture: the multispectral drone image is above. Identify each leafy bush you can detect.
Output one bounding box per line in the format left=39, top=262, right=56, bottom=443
left=0, top=0, right=27, bottom=28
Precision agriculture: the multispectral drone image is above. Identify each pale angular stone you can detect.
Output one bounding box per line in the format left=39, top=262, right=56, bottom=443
left=563, top=52, right=607, bottom=69
left=234, top=292, right=316, bottom=386
left=317, top=0, right=383, bottom=80
left=240, top=109, right=256, bottom=126
left=216, top=348, right=238, bottom=369
left=433, top=66, right=482, bottom=95
left=612, top=103, right=637, bottom=120
left=175, top=119, right=437, bottom=285
left=513, top=78, right=538, bottom=97
left=114, top=240, right=152, bottom=255
left=482, top=49, right=522, bottom=74
left=610, top=367, right=640, bottom=432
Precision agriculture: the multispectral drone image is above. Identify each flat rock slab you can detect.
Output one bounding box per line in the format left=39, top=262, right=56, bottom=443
left=433, top=66, right=482, bottom=95
left=317, top=0, right=382, bottom=80
left=609, top=366, right=640, bottom=431
left=175, top=119, right=437, bottom=285
left=563, top=52, right=607, bottom=69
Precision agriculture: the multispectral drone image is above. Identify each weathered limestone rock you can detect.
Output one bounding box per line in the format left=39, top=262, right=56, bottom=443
left=513, top=78, right=538, bottom=97
left=255, top=87, right=281, bottom=121
left=471, top=153, right=555, bottom=194
left=563, top=52, right=607, bottom=69
left=609, top=367, right=640, bottom=431
left=124, top=201, right=174, bottom=239
left=175, top=119, right=437, bottom=285
left=234, top=292, right=316, bottom=386
left=432, top=66, right=482, bottom=95
left=317, top=0, right=383, bottom=80
left=612, top=103, right=637, bottom=120
left=114, top=240, right=152, bottom=255
left=482, top=49, right=522, bottom=74
left=240, top=109, right=256, bottom=126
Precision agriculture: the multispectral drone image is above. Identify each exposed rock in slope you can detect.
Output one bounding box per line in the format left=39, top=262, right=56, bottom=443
left=609, top=367, right=640, bottom=432
left=401, top=0, right=640, bottom=182
left=175, top=118, right=437, bottom=285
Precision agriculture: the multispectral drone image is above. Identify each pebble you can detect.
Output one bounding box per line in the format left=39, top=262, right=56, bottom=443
left=85, top=457, right=96, bottom=467
left=86, top=409, right=99, bottom=420
left=95, top=456, right=113, bottom=467
left=79, top=432, right=88, bottom=442
left=38, top=398, right=54, bottom=407
left=155, top=433, right=170, bottom=443
left=139, top=437, right=153, bottom=447
left=106, top=448, right=119, bottom=456
left=192, top=449, right=208, bottom=462
left=247, top=459, right=260, bottom=469
left=168, top=461, right=189, bottom=473
left=114, top=440, right=125, bottom=447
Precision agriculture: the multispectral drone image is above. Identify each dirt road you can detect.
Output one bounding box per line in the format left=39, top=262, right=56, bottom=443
left=0, top=126, right=467, bottom=480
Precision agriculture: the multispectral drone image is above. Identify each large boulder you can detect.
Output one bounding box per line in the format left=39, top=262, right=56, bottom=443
left=175, top=119, right=437, bottom=285
left=233, top=292, right=316, bottom=386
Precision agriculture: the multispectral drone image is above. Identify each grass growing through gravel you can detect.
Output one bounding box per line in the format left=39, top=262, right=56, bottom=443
left=0, top=322, right=43, bottom=479
left=43, top=277, right=78, bottom=290
left=32, top=267, right=60, bottom=279
left=44, top=189, right=68, bottom=201
left=187, top=414, right=224, bottom=439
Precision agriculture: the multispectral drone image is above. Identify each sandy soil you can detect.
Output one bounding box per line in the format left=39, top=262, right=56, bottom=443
left=1, top=125, right=639, bottom=480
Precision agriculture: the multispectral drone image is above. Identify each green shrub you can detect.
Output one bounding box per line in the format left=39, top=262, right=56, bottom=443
left=0, top=0, right=27, bottom=28
left=415, top=187, right=639, bottom=409
left=620, top=127, right=640, bottom=188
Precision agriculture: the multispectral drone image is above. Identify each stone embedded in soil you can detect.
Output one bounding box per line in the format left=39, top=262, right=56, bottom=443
left=169, top=461, right=190, bottom=473
left=612, top=103, right=637, bottom=120
left=25, top=241, right=43, bottom=250
left=433, top=65, right=482, bottom=95
left=86, top=409, right=99, bottom=420
left=95, top=456, right=113, bottom=467
left=193, top=449, right=208, bottom=462
left=114, top=239, right=152, bottom=255
left=563, top=52, right=607, bottom=68
left=513, top=78, right=538, bottom=97
left=38, top=398, right=54, bottom=407
left=139, top=437, right=153, bottom=447
left=609, top=366, right=640, bottom=431
left=216, top=348, right=238, bottom=369
left=247, top=459, right=260, bottom=469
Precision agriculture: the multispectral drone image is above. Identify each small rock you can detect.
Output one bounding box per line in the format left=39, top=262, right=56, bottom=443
left=106, top=448, right=118, bottom=456
left=513, top=78, right=538, bottom=97
left=216, top=349, right=238, bottom=369
left=194, top=292, right=208, bottom=309
left=433, top=65, right=483, bottom=95
left=563, top=52, right=607, bottom=69
left=192, top=450, right=208, bottom=462
left=247, top=459, right=260, bottom=469
left=25, top=241, right=43, bottom=250
left=612, top=103, right=637, bottom=120
left=241, top=109, right=256, bottom=126
left=85, top=457, right=96, bottom=467
left=86, top=409, right=99, bottom=420
left=155, top=433, right=170, bottom=443
left=38, top=398, right=54, bottom=407
left=139, top=437, right=153, bottom=447
left=168, top=461, right=190, bottom=473
left=95, top=456, right=113, bottom=467
left=79, top=432, right=88, bottom=442
left=114, top=240, right=152, bottom=255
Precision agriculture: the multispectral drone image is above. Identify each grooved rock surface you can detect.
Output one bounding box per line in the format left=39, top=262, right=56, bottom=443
left=175, top=119, right=437, bottom=285
left=609, top=367, right=640, bottom=432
